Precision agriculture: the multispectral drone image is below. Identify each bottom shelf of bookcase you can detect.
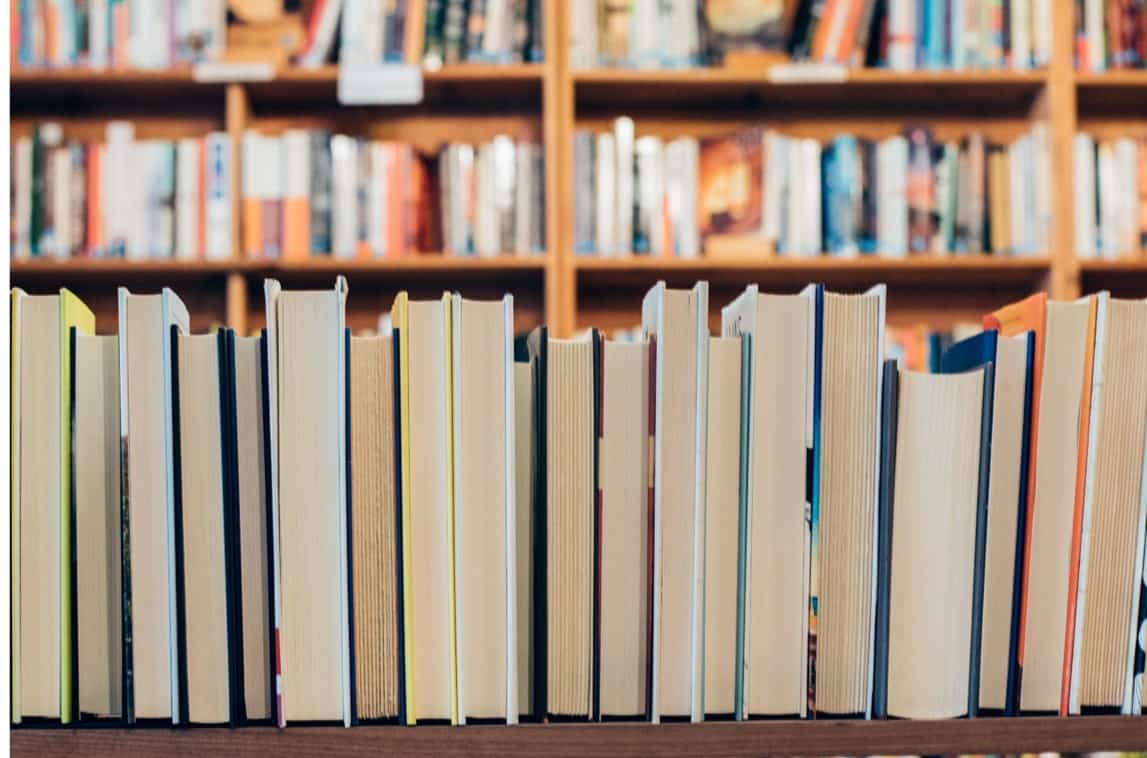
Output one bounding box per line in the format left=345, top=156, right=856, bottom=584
left=11, top=716, right=1146, bottom=757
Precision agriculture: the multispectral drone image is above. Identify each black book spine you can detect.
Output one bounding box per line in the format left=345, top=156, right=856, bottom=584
left=170, top=325, right=189, bottom=727
left=257, top=330, right=279, bottom=725
left=527, top=0, right=543, bottom=62
left=527, top=327, right=548, bottom=720
left=391, top=332, right=408, bottom=726
left=968, top=362, right=995, bottom=718
left=217, top=329, right=246, bottom=726
left=871, top=358, right=899, bottom=720
left=591, top=330, right=602, bottom=722
left=1006, top=333, right=1036, bottom=716
left=67, top=327, right=80, bottom=721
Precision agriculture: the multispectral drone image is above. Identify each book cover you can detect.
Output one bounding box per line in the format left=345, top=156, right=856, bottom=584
left=697, top=128, right=764, bottom=254
left=702, top=0, right=788, bottom=59
left=905, top=125, right=935, bottom=255
left=871, top=358, right=899, bottom=720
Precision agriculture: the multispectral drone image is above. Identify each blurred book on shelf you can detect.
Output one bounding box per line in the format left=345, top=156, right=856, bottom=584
left=241, top=128, right=544, bottom=260
left=1073, top=133, right=1147, bottom=260
left=11, top=0, right=543, bottom=71
left=572, top=118, right=1050, bottom=260
left=570, top=0, right=1050, bottom=71
left=10, top=121, right=234, bottom=261
left=1076, top=0, right=1147, bottom=72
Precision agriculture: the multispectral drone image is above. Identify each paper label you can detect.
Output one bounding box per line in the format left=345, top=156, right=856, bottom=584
left=192, top=61, right=276, bottom=82
left=767, top=63, right=849, bottom=83
left=337, top=63, right=423, bottom=105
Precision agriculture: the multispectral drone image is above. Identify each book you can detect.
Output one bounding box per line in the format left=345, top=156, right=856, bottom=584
left=73, top=332, right=122, bottom=720
left=702, top=334, right=743, bottom=717
left=451, top=295, right=518, bottom=724
left=390, top=292, right=457, bottom=724
left=721, top=285, right=815, bottom=718
left=701, top=0, right=788, bottom=61
left=118, top=287, right=189, bottom=723
left=526, top=326, right=599, bottom=719
left=808, top=284, right=886, bottom=717
left=1071, top=297, right=1147, bottom=713
left=697, top=128, right=764, bottom=257
left=11, top=288, right=94, bottom=723
left=878, top=362, right=993, bottom=718
left=263, top=277, right=352, bottom=725
left=348, top=334, right=401, bottom=722
left=942, top=329, right=1035, bottom=716
left=597, top=338, right=651, bottom=719
left=642, top=281, right=709, bottom=723
left=513, top=361, right=534, bottom=718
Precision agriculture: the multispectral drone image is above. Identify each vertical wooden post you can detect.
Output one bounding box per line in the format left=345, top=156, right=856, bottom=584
left=225, top=83, right=251, bottom=331
left=226, top=271, right=249, bottom=335
left=1045, top=2, right=1080, bottom=301
left=543, top=0, right=574, bottom=335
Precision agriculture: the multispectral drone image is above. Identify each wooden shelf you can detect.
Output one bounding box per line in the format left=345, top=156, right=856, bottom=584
left=1079, top=258, right=1147, bottom=272
left=575, top=255, right=1052, bottom=289
left=1075, top=70, right=1147, bottom=113
left=11, top=716, right=1147, bottom=757
left=573, top=67, right=1047, bottom=111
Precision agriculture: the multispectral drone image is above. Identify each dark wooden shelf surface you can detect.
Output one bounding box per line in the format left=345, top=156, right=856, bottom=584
left=11, top=715, right=1147, bottom=757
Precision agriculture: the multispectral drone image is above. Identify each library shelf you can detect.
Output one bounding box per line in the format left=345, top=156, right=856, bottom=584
left=11, top=715, right=1147, bottom=758
left=572, top=67, right=1047, bottom=110
left=1075, top=71, right=1147, bottom=112
left=574, top=255, right=1052, bottom=289
left=9, top=259, right=254, bottom=284
left=271, top=256, right=548, bottom=285
left=1079, top=258, right=1147, bottom=273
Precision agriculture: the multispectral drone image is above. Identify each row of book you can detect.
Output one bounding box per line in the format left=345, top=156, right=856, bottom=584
left=302, top=0, right=544, bottom=67
left=1076, top=0, right=1147, bottom=71
left=570, top=0, right=1052, bottom=71
left=240, top=129, right=545, bottom=260
left=1074, top=133, right=1147, bottom=259
left=572, top=120, right=1050, bottom=259
left=12, top=280, right=1147, bottom=727
left=13, top=0, right=226, bottom=70
left=13, top=0, right=543, bottom=70
left=10, top=122, right=234, bottom=261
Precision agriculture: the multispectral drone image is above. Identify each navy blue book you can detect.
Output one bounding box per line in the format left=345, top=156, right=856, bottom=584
left=942, top=330, right=1035, bottom=717
left=871, top=359, right=900, bottom=719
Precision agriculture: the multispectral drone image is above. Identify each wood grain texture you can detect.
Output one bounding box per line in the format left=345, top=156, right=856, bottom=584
left=12, top=716, right=1147, bottom=757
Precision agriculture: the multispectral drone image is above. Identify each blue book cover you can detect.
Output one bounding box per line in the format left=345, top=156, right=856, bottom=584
left=823, top=136, right=860, bottom=257
left=805, top=284, right=824, bottom=715
left=942, top=330, right=1035, bottom=717
left=924, top=0, right=947, bottom=70
left=871, top=359, right=899, bottom=719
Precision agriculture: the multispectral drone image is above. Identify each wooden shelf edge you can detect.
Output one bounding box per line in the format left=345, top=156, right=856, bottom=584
left=1075, top=70, right=1147, bottom=87
left=11, top=716, right=1147, bottom=757
left=1079, top=258, right=1147, bottom=273
left=572, top=67, right=1048, bottom=87
left=10, top=256, right=547, bottom=276
left=574, top=255, right=1052, bottom=272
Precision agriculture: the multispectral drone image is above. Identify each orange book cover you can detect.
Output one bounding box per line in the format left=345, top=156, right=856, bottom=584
left=834, top=0, right=864, bottom=61
left=243, top=197, right=262, bottom=259
left=282, top=197, right=310, bottom=261
left=983, top=291, right=1048, bottom=700
left=386, top=143, right=405, bottom=259
left=86, top=144, right=102, bottom=255
left=113, top=3, right=129, bottom=67
left=809, top=0, right=840, bottom=59
left=1060, top=295, right=1099, bottom=715
left=45, top=3, right=58, bottom=63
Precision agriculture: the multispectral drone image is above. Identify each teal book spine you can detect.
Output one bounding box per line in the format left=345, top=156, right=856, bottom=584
left=734, top=333, right=751, bottom=720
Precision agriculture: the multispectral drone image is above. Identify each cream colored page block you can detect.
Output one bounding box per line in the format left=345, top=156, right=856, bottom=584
left=408, top=301, right=453, bottom=720
left=234, top=337, right=270, bottom=720
left=978, top=335, right=1027, bottom=710
left=703, top=337, right=740, bottom=714
left=1021, top=301, right=1090, bottom=712
left=457, top=301, right=508, bottom=719
left=125, top=295, right=172, bottom=719
left=1079, top=301, right=1147, bottom=706
left=600, top=341, right=649, bottom=716
left=748, top=294, right=809, bottom=716
left=277, top=292, right=343, bottom=720
left=887, top=369, right=982, bottom=719
left=19, top=296, right=61, bottom=717
left=75, top=335, right=122, bottom=716
left=178, top=336, right=230, bottom=723
left=658, top=290, right=699, bottom=718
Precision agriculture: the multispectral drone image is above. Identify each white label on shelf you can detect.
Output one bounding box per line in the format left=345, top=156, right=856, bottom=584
left=337, top=64, right=424, bottom=105
left=767, top=63, right=849, bottom=83
left=192, top=61, right=276, bottom=82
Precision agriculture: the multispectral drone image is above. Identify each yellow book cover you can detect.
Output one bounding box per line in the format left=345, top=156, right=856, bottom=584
left=58, top=289, right=95, bottom=724
left=11, top=289, right=25, bottom=723
left=390, top=292, right=415, bottom=725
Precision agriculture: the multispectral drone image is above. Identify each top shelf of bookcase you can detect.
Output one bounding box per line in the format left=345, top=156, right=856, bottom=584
left=10, top=64, right=547, bottom=111
left=572, top=68, right=1049, bottom=111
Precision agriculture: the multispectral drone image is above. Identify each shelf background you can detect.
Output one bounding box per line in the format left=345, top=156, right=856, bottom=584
left=10, top=0, right=1147, bottom=341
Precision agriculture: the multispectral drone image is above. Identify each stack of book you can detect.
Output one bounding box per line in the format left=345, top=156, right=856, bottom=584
left=1076, top=0, right=1147, bottom=71
left=1073, top=133, right=1147, bottom=259
left=239, top=129, right=544, bottom=260
left=573, top=120, right=1051, bottom=259
left=292, top=0, right=545, bottom=68
left=12, top=0, right=226, bottom=69
left=12, top=279, right=1147, bottom=728
left=9, top=122, right=233, bottom=261
left=570, top=0, right=1049, bottom=70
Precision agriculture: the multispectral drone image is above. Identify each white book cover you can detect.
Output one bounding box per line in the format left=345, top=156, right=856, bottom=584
left=368, top=143, right=389, bottom=258
left=13, top=137, right=32, bottom=259
left=614, top=118, right=636, bottom=254
left=1033, top=0, right=1052, bottom=66
left=175, top=138, right=200, bottom=260
left=1115, top=139, right=1140, bottom=256
left=888, top=0, right=916, bottom=71
left=90, top=0, right=110, bottom=67
left=52, top=149, right=72, bottom=259
left=515, top=141, right=532, bottom=255
left=762, top=132, right=785, bottom=245
left=1032, top=124, right=1051, bottom=254
left=330, top=136, right=358, bottom=259
left=800, top=140, right=822, bottom=257
left=950, top=0, right=965, bottom=69
left=1074, top=134, right=1098, bottom=259
left=1098, top=142, right=1117, bottom=259
left=1085, top=0, right=1106, bottom=71
left=629, top=0, right=660, bottom=67
left=1011, top=0, right=1031, bottom=69
left=595, top=132, right=617, bottom=256
left=203, top=132, right=232, bottom=260
left=569, top=0, right=599, bottom=69
left=786, top=138, right=805, bottom=255
left=663, top=0, right=700, bottom=65
left=302, top=0, right=345, bottom=66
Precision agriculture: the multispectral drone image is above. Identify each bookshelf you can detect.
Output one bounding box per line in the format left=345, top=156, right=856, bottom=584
left=10, top=715, right=1147, bottom=756
left=11, top=2, right=1147, bottom=341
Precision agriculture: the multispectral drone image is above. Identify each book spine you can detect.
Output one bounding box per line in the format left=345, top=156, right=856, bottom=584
left=204, top=131, right=231, bottom=260
left=442, top=0, right=467, bottom=63
left=175, top=137, right=199, bottom=260
left=527, top=0, right=542, bottom=61
left=614, top=117, right=635, bottom=255
left=858, top=139, right=878, bottom=254
left=423, top=0, right=446, bottom=66
left=282, top=130, right=311, bottom=262
left=465, top=0, right=487, bottom=60
left=905, top=126, right=935, bottom=254
left=888, top=0, right=916, bottom=69
left=573, top=131, right=595, bottom=254
left=309, top=131, right=332, bottom=256
left=594, top=132, right=616, bottom=257
left=241, top=131, right=261, bottom=259
left=384, top=0, right=408, bottom=62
